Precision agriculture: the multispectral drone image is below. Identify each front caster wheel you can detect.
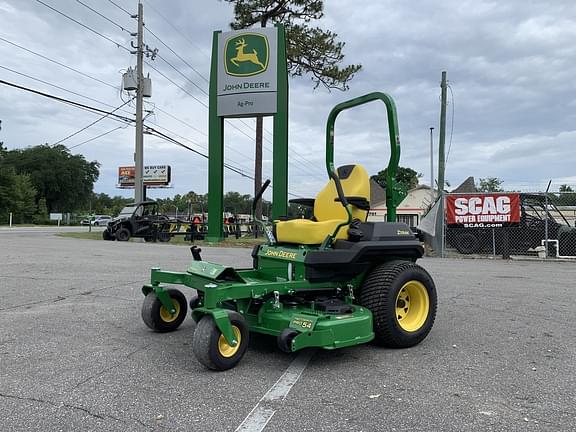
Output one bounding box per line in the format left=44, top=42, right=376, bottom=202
left=277, top=328, right=299, bottom=353
left=192, top=311, right=249, bottom=371
left=141, top=289, right=188, bottom=332
left=189, top=294, right=202, bottom=310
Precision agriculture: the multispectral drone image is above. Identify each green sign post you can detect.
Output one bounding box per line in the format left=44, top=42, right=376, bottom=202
left=207, top=24, right=288, bottom=242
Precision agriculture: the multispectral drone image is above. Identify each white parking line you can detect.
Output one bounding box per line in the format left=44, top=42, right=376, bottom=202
left=235, top=349, right=316, bottom=432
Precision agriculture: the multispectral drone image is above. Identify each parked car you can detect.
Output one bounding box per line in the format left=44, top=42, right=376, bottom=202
left=81, top=215, right=112, bottom=226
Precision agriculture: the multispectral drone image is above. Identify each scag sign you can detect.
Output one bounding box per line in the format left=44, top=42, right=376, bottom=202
left=447, top=194, right=521, bottom=228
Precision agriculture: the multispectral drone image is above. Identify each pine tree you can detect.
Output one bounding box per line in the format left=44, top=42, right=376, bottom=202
left=225, top=1, right=361, bottom=226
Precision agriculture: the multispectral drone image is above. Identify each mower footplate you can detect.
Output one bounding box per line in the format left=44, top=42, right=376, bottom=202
left=249, top=304, right=374, bottom=351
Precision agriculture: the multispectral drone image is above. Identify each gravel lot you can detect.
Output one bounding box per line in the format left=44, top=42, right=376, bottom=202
left=0, top=228, right=574, bottom=431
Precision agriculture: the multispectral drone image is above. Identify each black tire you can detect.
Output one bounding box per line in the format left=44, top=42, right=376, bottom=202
left=359, top=260, right=437, bottom=348
left=141, top=289, right=188, bottom=332
left=192, top=311, right=249, bottom=371
left=157, top=232, right=171, bottom=242
left=116, top=227, right=131, bottom=242
left=102, top=229, right=113, bottom=241
left=189, top=294, right=202, bottom=310
left=277, top=328, right=299, bottom=353
left=454, top=232, right=480, bottom=254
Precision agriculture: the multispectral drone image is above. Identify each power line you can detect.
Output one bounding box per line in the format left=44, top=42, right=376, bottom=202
left=145, top=126, right=253, bottom=179
left=0, top=64, right=118, bottom=111
left=151, top=105, right=207, bottom=137
left=32, top=0, right=322, bottom=182
left=0, top=79, right=134, bottom=124
left=33, top=0, right=131, bottom=52
left=155, top=53, right=208, bottom=96
left=144, top=119, right=257, bottom=175
left=0, top=77, right=257, bottom=180
left=145, top=26, right=209, bottom=85
left=52, top=98, right=134, bottom=146
left=68, top=125, right=127, bottom=150
left=144, top=59, right=208, bottom=108
left=74, top=0, right=131, bottom=34
left=145, top=126, right=300, bottom=197
left=137, top=3, right=322, bottom=181
left=0, top=65, right=137, bottom=127
left=0, top=36, right=117, bottom=90
left=140, top=46, right=321, bottom=176
left=143, top=0, right=211, bottom=61
left=106, top=0, right=131, bottom=16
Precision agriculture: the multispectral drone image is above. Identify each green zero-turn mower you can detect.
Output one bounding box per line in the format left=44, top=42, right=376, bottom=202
left=141, top=92, right=438, bottom=371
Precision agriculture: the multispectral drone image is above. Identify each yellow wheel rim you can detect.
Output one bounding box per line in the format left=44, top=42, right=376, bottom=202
left=159, top=299, right=180, bottom=323
left=396, top=281, right=430, bottom=332
left=218, top=326, right=242, bottom=358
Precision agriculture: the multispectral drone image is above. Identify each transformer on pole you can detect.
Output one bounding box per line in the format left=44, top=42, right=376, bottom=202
left=122, top=2, right=156, bottom=204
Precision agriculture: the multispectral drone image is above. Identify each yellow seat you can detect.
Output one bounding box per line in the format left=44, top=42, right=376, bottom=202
left=276, top=164, right=370, bottom=244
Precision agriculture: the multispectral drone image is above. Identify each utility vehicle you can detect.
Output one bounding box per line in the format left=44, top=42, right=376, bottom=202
left=103, top=201, right=170, bottom=242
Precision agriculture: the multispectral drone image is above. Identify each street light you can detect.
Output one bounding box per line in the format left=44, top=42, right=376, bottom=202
left=430, top=127, right=435, bottom=202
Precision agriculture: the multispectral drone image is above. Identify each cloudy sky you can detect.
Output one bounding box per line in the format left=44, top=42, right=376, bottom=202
left=1, top=0, right=575, bottom=203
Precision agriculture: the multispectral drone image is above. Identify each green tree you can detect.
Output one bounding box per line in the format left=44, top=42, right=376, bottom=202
left=371, top=166, right=422, bottom=191
left=1, top=143, right=37, bottom=223
left=223, top=191, right=253, bottom=214
left=477, top=177, right=504, bottom=192
left=0, top=166, right=37, bottom=224
left=156, top=191, right=208, bottom=217
left=3, top=144, right=99, bottom=213
left=32, top=197, right=49, bottom=224
left=554, top=184, right=576, bottom=206
left=225, top=0, right=362, bottom=224
left=88, top=193, right=132, bottom=216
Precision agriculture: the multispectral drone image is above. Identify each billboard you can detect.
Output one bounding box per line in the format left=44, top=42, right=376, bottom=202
left=446, top=193, right=521, bottom=228
left=118, top=165, right=171, bottom=187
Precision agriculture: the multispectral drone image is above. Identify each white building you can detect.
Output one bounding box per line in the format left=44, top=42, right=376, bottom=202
left=368, top=184, right=437, bottom=227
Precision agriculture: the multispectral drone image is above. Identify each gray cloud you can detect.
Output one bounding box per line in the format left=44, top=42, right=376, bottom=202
left=1, top=0, right=575, bottom=203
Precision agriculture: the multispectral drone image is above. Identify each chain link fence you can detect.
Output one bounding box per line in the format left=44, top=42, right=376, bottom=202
left=438, top=192, right=576, bottom=259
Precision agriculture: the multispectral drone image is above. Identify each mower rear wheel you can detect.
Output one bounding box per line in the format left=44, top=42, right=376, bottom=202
left=192, top=311, right=249, bottom=371
left=141, top=289, right=188, bottom=332
left=360, top=260, right=437, bottom=348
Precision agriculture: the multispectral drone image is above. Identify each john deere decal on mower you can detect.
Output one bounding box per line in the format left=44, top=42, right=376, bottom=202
left=139, top=92, right=438, bottom=371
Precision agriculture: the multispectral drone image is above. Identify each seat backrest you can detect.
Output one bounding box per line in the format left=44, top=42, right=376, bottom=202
left=314, top=164, right=370, bottom=222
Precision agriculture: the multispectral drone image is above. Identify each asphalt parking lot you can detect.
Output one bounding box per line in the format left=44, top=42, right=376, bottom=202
left=1, top=228, right=575, bottom=431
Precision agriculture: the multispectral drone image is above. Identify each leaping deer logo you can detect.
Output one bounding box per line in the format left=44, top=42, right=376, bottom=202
left=230, top=38, right=265, bottom=70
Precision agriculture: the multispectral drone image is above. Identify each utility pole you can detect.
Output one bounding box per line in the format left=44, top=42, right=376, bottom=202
left=438, top=71, right=447, bottom=194
left=429, top=127, right=434, bottom=202
left=437, top=71, right=448, bottom=258
left=134, top=2, right=144, bottom=204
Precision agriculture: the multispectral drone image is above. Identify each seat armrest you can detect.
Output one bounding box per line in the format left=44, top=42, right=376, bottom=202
left=334, top=196, right=370, bottom=211
left=289, top=198, right=315, bottom=207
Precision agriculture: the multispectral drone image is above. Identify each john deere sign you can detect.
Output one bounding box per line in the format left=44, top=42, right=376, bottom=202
left=208, top=24, right=288, bottom=242
left=217, top=28, right=278, bottom=117
left=224, top=33, right=269, bottom=76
